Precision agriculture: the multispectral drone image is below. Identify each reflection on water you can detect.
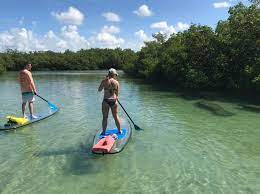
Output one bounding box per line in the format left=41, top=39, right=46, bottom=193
left=0, top=71, right=259, bottom=194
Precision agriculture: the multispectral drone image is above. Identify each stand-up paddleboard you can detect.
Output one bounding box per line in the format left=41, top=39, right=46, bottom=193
left=92, top=118, right=132, bottom=154
left=0, top=104, right=58, bottom=130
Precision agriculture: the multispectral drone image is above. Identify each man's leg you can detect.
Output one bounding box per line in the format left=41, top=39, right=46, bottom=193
left=28, top=93, right=37, bottom=119
left=112, top=103, right=121, bottom=133
left=29, top=102, right=34, bottom=118
left=22, top=102, right=26, bottom=118
left=102, top=101, right=109, bottom=135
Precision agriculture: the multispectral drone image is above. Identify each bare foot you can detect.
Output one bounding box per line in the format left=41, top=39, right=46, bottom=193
left=30, top=115, right=38, bottom=119
left=112, top=134, right=118, bottom=140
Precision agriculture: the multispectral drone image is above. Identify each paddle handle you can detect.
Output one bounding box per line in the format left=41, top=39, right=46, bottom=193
left=117, top=100, right=136, bottom=126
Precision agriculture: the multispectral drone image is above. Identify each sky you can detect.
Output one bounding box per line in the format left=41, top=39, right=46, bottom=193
left=0, top=0, right=250, bottom=52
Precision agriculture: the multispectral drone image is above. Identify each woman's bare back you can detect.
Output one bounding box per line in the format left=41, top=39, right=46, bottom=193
left=99, top=77, right=119, bottom=99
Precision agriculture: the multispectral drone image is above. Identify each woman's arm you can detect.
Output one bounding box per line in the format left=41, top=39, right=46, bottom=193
left=115, top=81, right=119, bottom=98
left=98, top=80, right=104, bottom=92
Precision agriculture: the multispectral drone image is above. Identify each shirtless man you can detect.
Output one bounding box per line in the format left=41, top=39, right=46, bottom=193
left=98, top=68, right=121, bottom=135
left=19, top=63, right=38, bottom=119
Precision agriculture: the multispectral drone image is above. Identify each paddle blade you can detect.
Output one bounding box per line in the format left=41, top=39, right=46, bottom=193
left=134, top=124, right=143, bottom=131
left=48, top=102, right=58, bottom=111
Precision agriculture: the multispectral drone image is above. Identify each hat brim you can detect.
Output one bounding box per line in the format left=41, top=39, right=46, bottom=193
left=109, top=72, right=118, bottom=76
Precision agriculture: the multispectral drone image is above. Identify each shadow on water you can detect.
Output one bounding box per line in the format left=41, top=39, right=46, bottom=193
left=0, top=130, right=9, bottom=137
left=0, top=127, right=29, bottom=137
left=137, top=79, right=260, bottom=104
left=33, top=134, right=106, bottom=175
left=194, top=100, right=235, bottom=116
left=237, top=104, right=260, bottom=113
left=175, top=90, right=256, bottom=104
left=33, top=145, right=87, bottom=157
left=138, top=81, right=260, bottom=115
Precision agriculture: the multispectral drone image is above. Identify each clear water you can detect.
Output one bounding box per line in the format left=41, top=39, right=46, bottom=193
left=0, top=71, right=259, bottom=194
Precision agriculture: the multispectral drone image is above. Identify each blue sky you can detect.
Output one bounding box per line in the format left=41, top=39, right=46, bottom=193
left=0, top=0, right=250, bottom=51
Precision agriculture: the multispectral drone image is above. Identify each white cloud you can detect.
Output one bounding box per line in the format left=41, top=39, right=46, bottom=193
left=150, top=21, right=176, bottom=36
left=121, top=41, right=140, bottom=51
left=134, top=4, right=153, bottom=17
left=91, top=26, right=124, bottom=48
left=42, top=30, right=60, bottom=51
left=52, top=7, right=84, bottom=25
left=45, top=30, right=57, bottom=39
left=0, top=28, right=42, bottom=51
left=102, top=12, right=121, bottom=22
left=150, top=21, right=168, bottom=29
left=135, top=30, right=151, bottom=42
left=56, top=40, right=68, bottom=49
left=101, top=25, right=120, bottom=34
left=0, top=25, right=89, bottom=52
left=150, top=21, right=190, bottom=37
left=60, top=25, right=89, bottom=51
left=0, top=20, right=189, bottom=52
left=175, top=22, right=190, bottom=31
left=96, top=33, right=124, bottom=48
left=213, top=2, right=231, bottom=8
left=134, top=30, right=152, bottom=50
left=0, top=24, right=124, bottom=51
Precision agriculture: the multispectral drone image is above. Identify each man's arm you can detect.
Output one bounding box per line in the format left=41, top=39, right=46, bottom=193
left=28, top=72, right=37, bottom=94
left=98, top=80, right=104, bottom=92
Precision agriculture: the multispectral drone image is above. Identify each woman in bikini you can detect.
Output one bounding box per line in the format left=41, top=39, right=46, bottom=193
left=98, top=68, right=121, bottom=135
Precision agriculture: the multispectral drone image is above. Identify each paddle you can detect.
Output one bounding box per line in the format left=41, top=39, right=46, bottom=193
left=117, top=99, right=143, bottom=131
left=35, top=93, right=57, bottom=110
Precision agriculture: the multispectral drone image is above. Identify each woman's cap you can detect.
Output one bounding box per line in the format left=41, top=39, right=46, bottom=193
left=108, top=68, right=118, bottom=76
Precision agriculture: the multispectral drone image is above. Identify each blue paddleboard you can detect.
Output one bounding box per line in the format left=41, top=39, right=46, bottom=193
left=92, top=119, right=132, bottom=154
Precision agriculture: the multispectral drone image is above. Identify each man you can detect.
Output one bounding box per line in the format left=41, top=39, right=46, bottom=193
left=19, top=63, right=37, bottom=119
left=98, top=68, right=121, bottom=135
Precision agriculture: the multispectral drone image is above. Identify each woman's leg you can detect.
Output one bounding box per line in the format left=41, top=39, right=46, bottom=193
left=111, top=103, right=121, bottom=133
left=102, top=101, right=109, bottom=134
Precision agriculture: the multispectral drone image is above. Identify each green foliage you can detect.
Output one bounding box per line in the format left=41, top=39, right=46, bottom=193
left=216, top=3, right=260, bottom=90
left=0, top=48, right=137, bottom=71
left=133, top=33, right=165, bottom=80
left=249, top=0, right=260, bottom=6
left=0, top=55, right=6, bottom=74
left=129, top=3, right=260, bottom=93
left=0, top=63, right=5, bottom=74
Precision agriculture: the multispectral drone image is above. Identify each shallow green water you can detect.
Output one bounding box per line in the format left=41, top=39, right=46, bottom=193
left=0, top=71, right=259, bottom=194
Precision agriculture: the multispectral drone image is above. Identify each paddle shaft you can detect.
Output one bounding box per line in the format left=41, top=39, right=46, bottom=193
left=117, top=100, right=136, bottom=126
left=35, top=94, right=49, bottom=103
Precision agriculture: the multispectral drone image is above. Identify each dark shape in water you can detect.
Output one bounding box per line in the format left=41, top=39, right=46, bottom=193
left=240, top=104, right=260, bottom=112
left=195, top=100, right=234, bottom=116
left=178, top=91, right=217, bottom=101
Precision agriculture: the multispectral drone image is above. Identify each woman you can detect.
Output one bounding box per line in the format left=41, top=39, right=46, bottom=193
left=98, top=68, right=121, bottom=135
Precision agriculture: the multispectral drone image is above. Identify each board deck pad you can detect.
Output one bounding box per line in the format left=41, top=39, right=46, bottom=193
left=92, top=119, right=132, bottom=154
left=0, top=105, right=58, bottom=130
left=99, top=128, right=127, bottom=140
